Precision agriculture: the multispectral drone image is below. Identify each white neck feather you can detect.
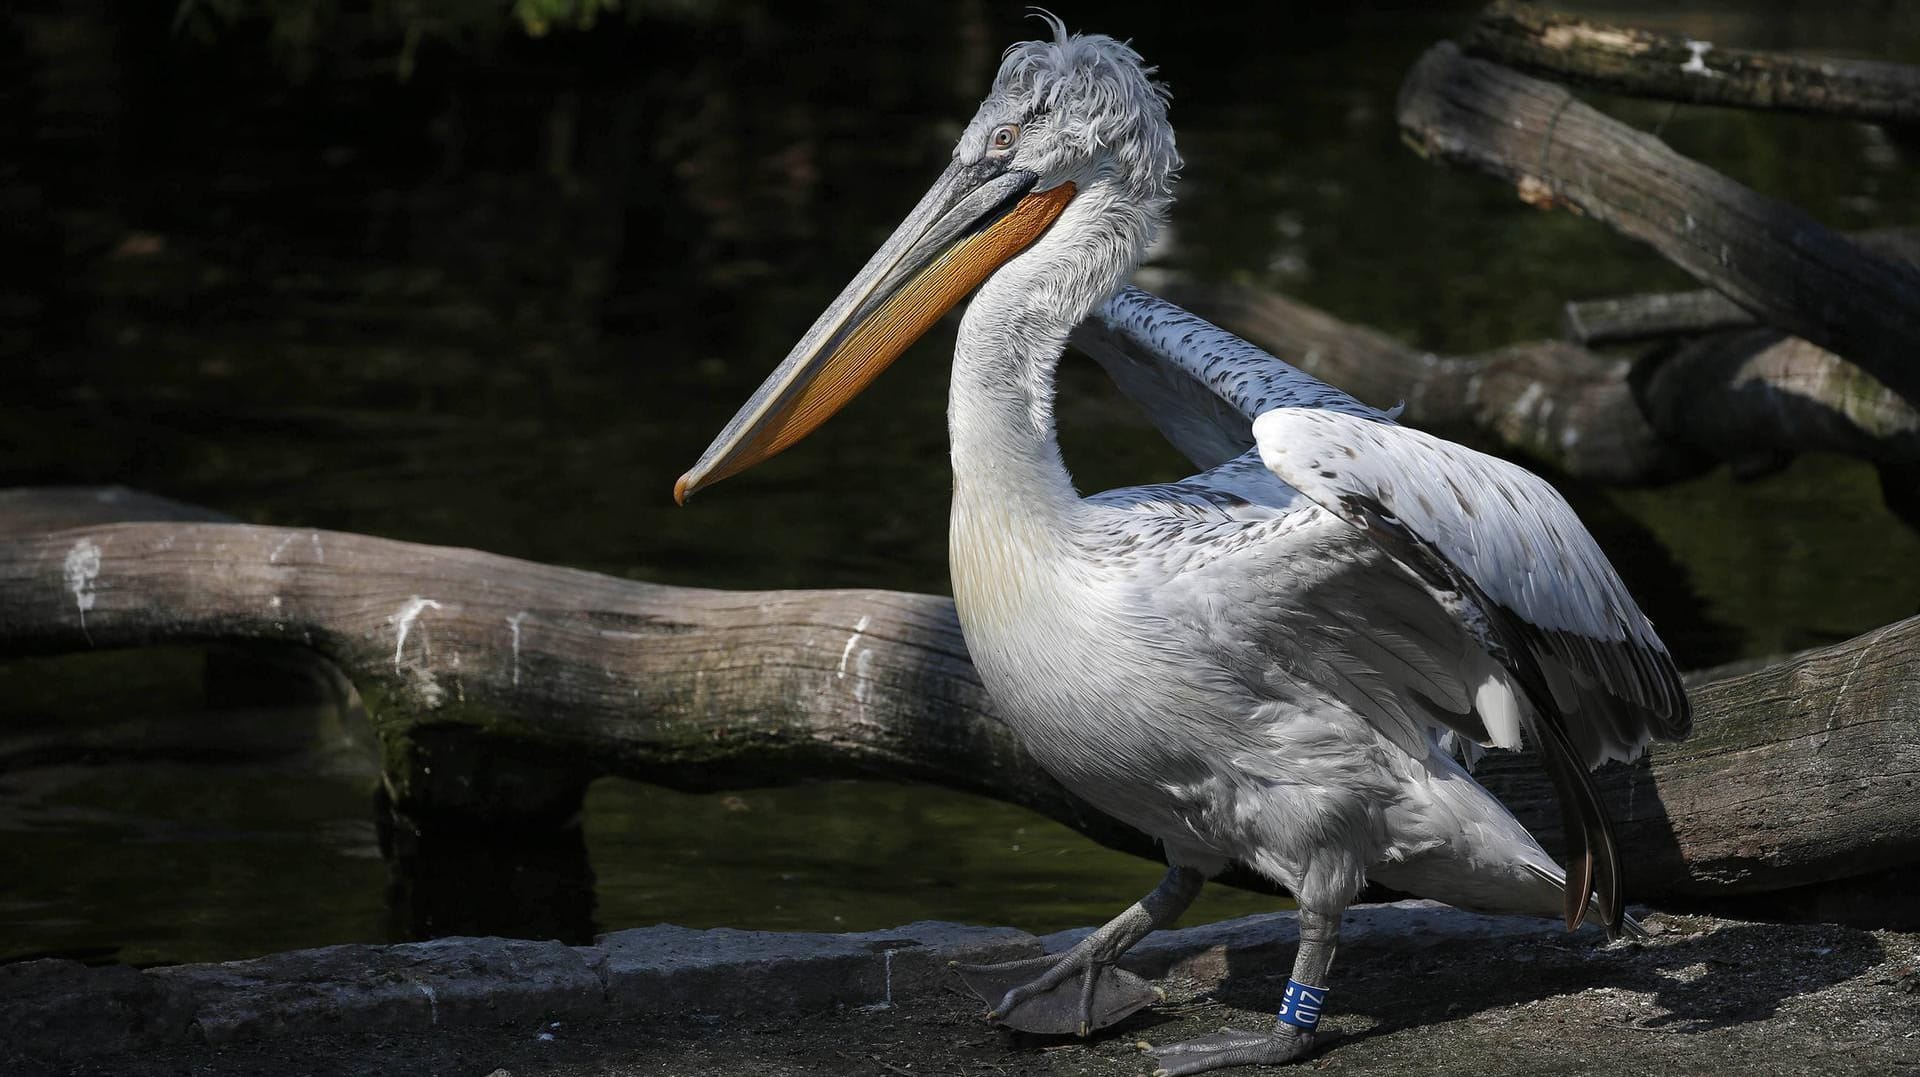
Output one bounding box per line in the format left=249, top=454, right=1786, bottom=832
left=947, top=179, right=1152, bottom=537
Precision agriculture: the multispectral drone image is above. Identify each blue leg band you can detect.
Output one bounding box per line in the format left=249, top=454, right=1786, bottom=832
left=1275, top=978, right=1328, bottom=1031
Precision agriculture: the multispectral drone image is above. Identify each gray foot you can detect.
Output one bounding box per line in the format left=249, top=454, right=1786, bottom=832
left=951, top=952, right=1161, bottom=1036
left=1147, top=1027, right=1313, bottom=1076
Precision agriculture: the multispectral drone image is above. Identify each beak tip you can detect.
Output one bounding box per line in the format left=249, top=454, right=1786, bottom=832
left=673, top=473, right=694, bottom=506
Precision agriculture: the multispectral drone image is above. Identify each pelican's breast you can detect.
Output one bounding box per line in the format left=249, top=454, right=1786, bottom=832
left=949, top=485, right=1227, bottom=815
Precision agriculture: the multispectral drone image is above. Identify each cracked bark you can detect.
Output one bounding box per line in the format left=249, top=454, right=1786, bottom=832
left=3, top=487, right=1918, bottom=901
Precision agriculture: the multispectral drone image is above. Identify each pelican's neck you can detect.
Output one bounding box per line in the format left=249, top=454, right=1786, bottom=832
left=948, top=293, right=1078, bottom=529
left=948, top=184, right=1150, bottom=536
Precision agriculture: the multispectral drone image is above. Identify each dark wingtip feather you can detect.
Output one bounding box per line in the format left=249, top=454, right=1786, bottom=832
left=1532, top=689, right=1625, bottom=937
left=1596, top=817, right=1626, bottom=934
left=1563, top=849, right=1592, bottom=931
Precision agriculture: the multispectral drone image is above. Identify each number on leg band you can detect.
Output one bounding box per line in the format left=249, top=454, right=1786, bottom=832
left=1275, top=979, right=1327, bottom=1031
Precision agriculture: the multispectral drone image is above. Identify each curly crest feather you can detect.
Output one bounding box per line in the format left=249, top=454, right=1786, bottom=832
left=971, top=14, right=1180, bottom=220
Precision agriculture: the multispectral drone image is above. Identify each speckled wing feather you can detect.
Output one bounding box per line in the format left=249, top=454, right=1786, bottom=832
left=1083, top=285, right=1689, bottom=767
left=1076, top=285, right=1394, bottom=471
left=1252, top=409, right=1691, bottom=767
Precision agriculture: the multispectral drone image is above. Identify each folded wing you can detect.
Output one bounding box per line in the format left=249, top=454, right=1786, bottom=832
left=1080, top=285, right=1692, bottom=931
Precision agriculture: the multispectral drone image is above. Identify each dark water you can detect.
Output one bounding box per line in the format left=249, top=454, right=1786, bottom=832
left=2, top=2, right=1918, bottom=965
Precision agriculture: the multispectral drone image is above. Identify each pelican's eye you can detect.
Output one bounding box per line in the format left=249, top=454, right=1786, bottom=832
left=989, top=123, right=1020, bottom=154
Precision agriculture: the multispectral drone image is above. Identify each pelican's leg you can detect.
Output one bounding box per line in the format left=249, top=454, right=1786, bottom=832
left=952, top=865, right=1205, bottom=1036
left=1147, top=906, right=1342, bottom=1075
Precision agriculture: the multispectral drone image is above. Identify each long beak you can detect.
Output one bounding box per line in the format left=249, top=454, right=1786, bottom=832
left=674, top=160, right=1075, bottom=503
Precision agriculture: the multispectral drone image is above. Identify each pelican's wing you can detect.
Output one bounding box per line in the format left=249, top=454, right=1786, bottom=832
left=1075, top=285, right=1392, bottom=470
left=1253, top=407, right=1690, bottom=933
left=1081, top=285, right=1691, bottom=764
left=1252, top=407, right=1691, bottom=767
left=1076, top=286, right=1687, bottom=932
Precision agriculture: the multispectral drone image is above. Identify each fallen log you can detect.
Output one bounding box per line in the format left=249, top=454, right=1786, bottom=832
left=1564, top=231, right=1920, bottom=347
left=0, top=508, right=1147, bottom=856
left=2, top=495, right=1918, bottom=900
left=1465, top=1, right=1920, bottom=126
left=1562, top=289, right=1753, bottom=348
left=1641, top=330, right=1920, bottom=480
left=1150, top=284, right=1920, bottom=486
left=1396, top=42, right=1920, bottom=407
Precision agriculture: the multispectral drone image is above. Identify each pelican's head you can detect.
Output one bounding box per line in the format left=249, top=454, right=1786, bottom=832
left=957, top=18, right=1178, bottom=238
left=675, top=16, right=1177, bottom=503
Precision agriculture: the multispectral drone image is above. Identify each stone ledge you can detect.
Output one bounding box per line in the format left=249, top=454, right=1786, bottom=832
left=0, top=959, right=197, bottom=1057
left=0, top=902, right=1576, bottom=1059
left=587, top=919, right=1038, bottom=1016
left=152, top=936, right=608, bottom=1044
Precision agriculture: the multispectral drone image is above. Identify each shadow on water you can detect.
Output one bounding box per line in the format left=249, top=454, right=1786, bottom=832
left=377, top=789, right=598, bottom=946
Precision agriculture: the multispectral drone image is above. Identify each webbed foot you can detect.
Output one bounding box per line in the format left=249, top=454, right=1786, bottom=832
left=951, top=952, right=1161, bottom=1036
left=1147, top=1027, right=1313, bottom=1076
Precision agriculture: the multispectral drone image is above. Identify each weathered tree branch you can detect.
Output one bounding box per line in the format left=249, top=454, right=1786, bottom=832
left=1643, top=330, right=1920, bottom=479
left=0, top=503, right=1150, bottom=855
left=1564, top=231, right=1920, bottom=348
left=3, top=491, right=1918, bottom=900
left=1397, top=42, right=1920, bottom=407
left=1465, top=1, right=1920, bottom=126
left=1563, top=289, right=1755, bottom=348
left=1161, top=284, right=1920, bottom=486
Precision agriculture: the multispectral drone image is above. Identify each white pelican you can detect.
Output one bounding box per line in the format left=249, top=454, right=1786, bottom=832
left=676, top=19, right=1689, bottom=1074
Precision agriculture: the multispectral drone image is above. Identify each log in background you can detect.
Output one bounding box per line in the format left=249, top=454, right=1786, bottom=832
left=2, top=489, right=1915, bottom=904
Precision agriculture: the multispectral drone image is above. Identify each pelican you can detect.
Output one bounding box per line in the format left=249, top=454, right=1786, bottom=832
left=676, top=19, right=1689, bottom=1074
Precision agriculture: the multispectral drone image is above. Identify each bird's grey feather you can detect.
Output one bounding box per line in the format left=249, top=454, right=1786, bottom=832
left=1074, top=285, right=1391, bottom=470
left=1254, top=408, right=1691, bottom=765
left=1077, top=286, right=1690, bottom=767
